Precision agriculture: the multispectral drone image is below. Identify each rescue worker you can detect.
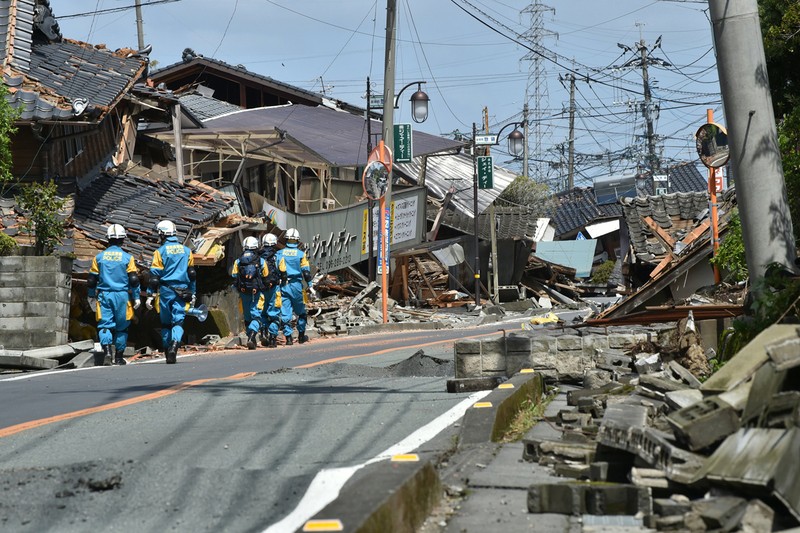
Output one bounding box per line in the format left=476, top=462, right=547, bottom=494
left=232, top=236, right=269, bottom=350
left=146, top=219, right=196, bottom=364
left=259, top=233, right=282, bottom=348
left=277, top=228, right=313, bottom=345
left=87, top=224, right=141, bottom=365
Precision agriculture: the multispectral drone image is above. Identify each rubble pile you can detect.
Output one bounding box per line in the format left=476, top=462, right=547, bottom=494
left=521, top=323, right=800, bottom=531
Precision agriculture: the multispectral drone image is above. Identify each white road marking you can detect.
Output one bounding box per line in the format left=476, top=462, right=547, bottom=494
left=263, top=389, right=492, bottom=533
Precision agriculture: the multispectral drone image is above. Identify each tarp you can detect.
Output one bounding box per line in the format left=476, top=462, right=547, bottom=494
left=535, top=239, right=597, bottom=278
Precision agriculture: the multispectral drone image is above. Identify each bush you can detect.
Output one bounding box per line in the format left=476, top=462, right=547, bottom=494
left=591, top=260, right=616, bottom=284
left=0, top=232, right=17, bottom=256
left=709, top=211, right=747, bottom=282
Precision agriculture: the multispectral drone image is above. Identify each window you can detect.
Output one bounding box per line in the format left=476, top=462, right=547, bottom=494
left=62, top=125, right=84, bottom=166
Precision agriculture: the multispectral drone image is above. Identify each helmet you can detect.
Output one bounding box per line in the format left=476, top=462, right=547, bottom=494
left=106, top=224, right=126, bottom=240
left=156, top=220, right=177, bottom=237
left=243, top=236, right=259, bottom=251
left=262, top=233, right=278, bottom=247
left=286, top=228, right=300, bottom=243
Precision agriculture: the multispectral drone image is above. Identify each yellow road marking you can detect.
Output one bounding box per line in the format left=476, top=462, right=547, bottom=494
left=302, top=519, right=344, bottom=531
left=0, top=372, right=255, bottom=439
left=473, top=402, right=493, bottom=408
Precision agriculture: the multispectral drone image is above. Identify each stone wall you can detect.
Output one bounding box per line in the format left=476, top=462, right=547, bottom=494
left=455, top=326, right=668, bottom=381
left=0, top=256, right=72, bottom=350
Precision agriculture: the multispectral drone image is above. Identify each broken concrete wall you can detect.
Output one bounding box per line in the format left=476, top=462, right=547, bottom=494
left=0, top=256, right=72, bottom=349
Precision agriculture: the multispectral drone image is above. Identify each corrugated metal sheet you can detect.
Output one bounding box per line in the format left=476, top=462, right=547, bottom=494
left=395, top=152, right=516, bottom=217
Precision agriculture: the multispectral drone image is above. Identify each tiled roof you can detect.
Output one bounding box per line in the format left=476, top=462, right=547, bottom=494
left=179, top=92, right=242, bottom=121
left=620, top=191, right=709, bottom=263
left=550, top=187, right=623, bottom=238
left=0, top=1, right=146, bottom=121
left=429, top=204, right=540, bottom=241
left=71, top=173, right=235, bottom=270
left=664, top=162, right=708, bottom=193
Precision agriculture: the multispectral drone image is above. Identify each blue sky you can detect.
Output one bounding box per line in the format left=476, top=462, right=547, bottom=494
left=58, top=1, right=721, bottom=187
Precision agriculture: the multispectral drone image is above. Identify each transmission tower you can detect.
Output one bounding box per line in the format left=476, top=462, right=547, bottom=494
left=520, top=1, right=557, bottom=182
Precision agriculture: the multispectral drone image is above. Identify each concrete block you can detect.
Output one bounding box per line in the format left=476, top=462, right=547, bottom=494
left=505, top=354, right=532, bottom=376
left=530, top=336, right=556, bottom=353
left=589, top=462, right=608, bottom=482
left=765, top=336, right=800, bottom=371
left=505, top=333, right=531, bottom=354
left=19, top=287, right=58, bottom=302
left=0, top=316, right=25, bottom=330
left=634, top=353, right=662, bottom=374
left=692, top=496, right=748, bottom=531
left=0, top=287, right=25, bottom=301
left=0, top=302, right=24, bottom=317
left=583, top=369, right=613, bottom=389
left=527, top=482, right=651, bottom=516
left=740, top=499, right=774, bottom=533
left=22, top=345, right=76, bottom=359
left=0, top=353, right=58, bottom=370
left=24, top=301, right=63, bottom=317
left=481, top=338, right=505, bottom=357
left=69, top=350, right=98, bottom=369
left=454, top=338, right=482, bottom=356
left=556, top=335, right=583, bottom=351
left=446, top=376, right=505, bottom=393
left=68, top=339, right=96, bottom=352
left=0, top=256, right=25, bottom=272
left=667, top=396, right=740, bottom=451
left=582, top=335, right=609, bottom=357
left=0, top=272, right=23, bottom=287
left=653, top=497, right=691, bottom=517
left=667, top=360, right=703, bottom=388
left=608, top=333, right=637, bottom=349
left=25, top=317, right=60, bottom=331
left=664, top=389, right=704, bottom=411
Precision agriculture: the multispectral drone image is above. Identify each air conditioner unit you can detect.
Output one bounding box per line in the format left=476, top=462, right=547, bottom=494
left=321, top=198, right=336, bottom=210
left=655, top=187, right=668, bottom=195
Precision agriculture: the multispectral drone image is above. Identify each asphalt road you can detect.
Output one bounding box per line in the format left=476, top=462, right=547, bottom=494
left=0, top=324, right=506, bottom=532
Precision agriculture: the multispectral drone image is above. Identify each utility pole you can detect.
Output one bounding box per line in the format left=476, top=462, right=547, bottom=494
left=565, top=73, right=576, bottom=190
left=709, top=0, right=796, bottom=282
left=134, top=0, right=145, bottom=51
left=638, top=38, right=658, bottom=174
left=618, top=36, right=667, bottom=174
left=379, top=0, right=397, bottom=320
left=366, top=77, right=375, bottom=283
left=522, top=103, right=529, bottom=179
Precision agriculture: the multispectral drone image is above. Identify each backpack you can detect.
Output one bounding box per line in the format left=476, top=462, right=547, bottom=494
left=261, top=249, right=280, bottom=288
left=236, top=251, right=262, bottom=293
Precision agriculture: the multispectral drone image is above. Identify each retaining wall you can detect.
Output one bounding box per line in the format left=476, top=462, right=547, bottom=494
left=0, top=256, right=72, bottom=350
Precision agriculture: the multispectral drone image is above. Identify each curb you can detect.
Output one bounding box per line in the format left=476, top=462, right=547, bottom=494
left=297, top=372, right=544, bottom=532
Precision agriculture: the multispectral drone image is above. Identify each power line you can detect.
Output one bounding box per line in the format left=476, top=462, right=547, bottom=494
left=60, top=0, right=181, bottom=19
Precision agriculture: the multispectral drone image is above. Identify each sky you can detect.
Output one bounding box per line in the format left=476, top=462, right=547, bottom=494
left=57, top=0, right=721, bottom=189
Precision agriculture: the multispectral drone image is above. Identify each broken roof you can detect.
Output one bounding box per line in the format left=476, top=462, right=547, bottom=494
left=179, top=92, right=242, bottom=122
left=0, top=1, right=147, bottom=122
left=71, top=173, right=235, bottom=272
left=428, top=204, right=540, bottom=241
left=395, top=152, right=514, bottom=217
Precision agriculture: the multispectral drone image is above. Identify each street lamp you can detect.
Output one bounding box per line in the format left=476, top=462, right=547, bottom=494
left=471, top=120, right=526, bottom=308
left=394, top=81, right=429, bottom=123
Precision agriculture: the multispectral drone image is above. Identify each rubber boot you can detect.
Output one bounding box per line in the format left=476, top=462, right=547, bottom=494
left=260, top=329, right=270, bottom=347
left=269, top=334, right=278, bottom=348
left=247, top=330, right=257, bottom=350
left=298, top=332, right=309, bottom=344
left=285, top=336, right=293, bottom=346
left=114, top=347, right=127, bottom=366
left=95, top=345, right=112, bottom=366
left=166, top=341, right=178, bottom=364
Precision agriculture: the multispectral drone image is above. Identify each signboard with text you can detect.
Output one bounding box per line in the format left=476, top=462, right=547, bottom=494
left=477, top=156, right=493, bottom=189
left=393, top=123, right=413, bottom=163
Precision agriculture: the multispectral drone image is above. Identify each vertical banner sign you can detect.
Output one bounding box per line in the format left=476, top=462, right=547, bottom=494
left=714, top=167, right=724, bottom=192
left=378, top=206, right=391, bottom=274
left=393, top=124, right=413, bottom=163
left=477, top=156, right=493, bottom=189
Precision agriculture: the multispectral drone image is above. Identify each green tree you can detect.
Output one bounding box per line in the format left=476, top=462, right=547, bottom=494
left=0, top=83, right=18, bottom=194
left=760, top=0, right=800, bottom=243
left=16, top=180, right=65, bottom=256
left=497, top=175, right=553, bottom=217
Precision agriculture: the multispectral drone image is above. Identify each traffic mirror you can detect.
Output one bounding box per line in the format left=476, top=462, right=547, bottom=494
left=695, top=122, right=730, bottom=168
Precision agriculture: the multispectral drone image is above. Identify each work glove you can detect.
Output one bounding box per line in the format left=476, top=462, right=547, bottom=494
left=87, top=297, right=97, bottom=311
left=190, top=294, right=196, bottom=308
left=146, top=296, right=154, bottom=310
left=308, top=287, right=318, bottom=300
left=133, top=298, right=141, bottom=310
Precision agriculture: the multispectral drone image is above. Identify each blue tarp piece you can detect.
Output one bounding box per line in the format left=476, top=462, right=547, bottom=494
left=535, top=239, right=597, bottom=278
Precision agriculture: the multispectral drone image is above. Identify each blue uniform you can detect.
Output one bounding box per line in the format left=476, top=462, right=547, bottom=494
left=259, top=246, right=282, bottom=338
left=232, top=253, right=269, bottom=336
left=88, top=245, right=140, bottom=353
left=277, top=243, right=311, bottom=338
left=148, top=236, right=195, bottom=350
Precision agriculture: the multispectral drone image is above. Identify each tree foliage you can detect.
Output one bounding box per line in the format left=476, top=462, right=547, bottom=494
left=760, top=0, right=800, bottom=242
left=0, top=83, right=17, bottom=195
left=497, top=175, right=554, bottom=217
left=709, top=210, right=748, bottom=282
left=16, top=180, right=66, bottom=256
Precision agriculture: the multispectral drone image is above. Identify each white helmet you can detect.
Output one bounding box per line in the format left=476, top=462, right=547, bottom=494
left=106, top=224, right=126, bottom=240
left=262, top=233, right=278, bottom=247
left=286, top=228, right=300, bottom=243
left=243, top=236, right=259, bottom=251
left=156, top=220, right=177, bottom=237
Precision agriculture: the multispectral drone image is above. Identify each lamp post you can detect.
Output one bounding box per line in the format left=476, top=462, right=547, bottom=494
left=471, top=120, right=525, bottom=308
